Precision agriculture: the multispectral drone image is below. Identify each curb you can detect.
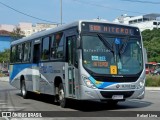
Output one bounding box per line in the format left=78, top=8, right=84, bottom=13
left=145, top=87, right=160, bottom=91
left=0, top=77, right=9, bottom=82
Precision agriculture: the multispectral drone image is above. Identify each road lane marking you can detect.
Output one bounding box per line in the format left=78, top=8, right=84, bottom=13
left=1, top=106, right=24, bottom=109
left=149, top=90, right=159, bottom=93
left=127, top=100, right=151, bottom=104
left=0, top=103, right=7, bottom=105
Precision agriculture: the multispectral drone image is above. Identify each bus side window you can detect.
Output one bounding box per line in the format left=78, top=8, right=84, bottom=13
left=16, top=44, right=22, bottom=62
left=23, top=42, right=31, bottom=62
left=11, top=46, right=16, bottom=63
left=50, top=35, right=55, bottom=59
left=41, top=37, right=50, bottom=60
left=33, top=43, right=41, bottom=63
left=51, top=33, right=64, bottom=59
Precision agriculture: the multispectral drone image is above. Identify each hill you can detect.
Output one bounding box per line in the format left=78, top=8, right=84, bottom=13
left=142, top=29, right=160, bottom=62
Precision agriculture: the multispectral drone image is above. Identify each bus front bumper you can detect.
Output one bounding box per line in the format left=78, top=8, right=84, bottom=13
left=79, top=85, right=145, bottom=101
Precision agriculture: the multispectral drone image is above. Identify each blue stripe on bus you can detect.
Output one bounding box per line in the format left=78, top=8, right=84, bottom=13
left=10, top=64, right=34, bottom=80
left=89, top=76, right=117, bottom=89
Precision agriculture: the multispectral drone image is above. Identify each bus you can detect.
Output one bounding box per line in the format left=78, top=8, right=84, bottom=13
left=145, top=62, right=158, bottom=74
left=10, top=20, right=146, bottom=108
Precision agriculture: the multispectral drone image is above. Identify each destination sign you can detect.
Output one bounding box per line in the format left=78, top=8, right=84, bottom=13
left=81, top=22, right=140, bottom=36
left=92, top=61, right=108, bottom=67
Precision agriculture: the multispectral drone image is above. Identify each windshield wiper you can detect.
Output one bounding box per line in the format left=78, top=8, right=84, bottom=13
left=97, top=34, right=114, bottom=53
left=119, top=37, right=129, bottom=54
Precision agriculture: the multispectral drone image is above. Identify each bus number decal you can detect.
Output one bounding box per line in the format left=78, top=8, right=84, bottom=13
left=110, top=65, right=117, bottom=74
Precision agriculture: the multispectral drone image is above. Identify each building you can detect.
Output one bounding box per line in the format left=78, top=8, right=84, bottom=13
left=0, top=30, right=11, bottom=51
left=114, top=13, right=160, bottom=31
left=0, top=22, right=58, bottom=52
left=0, top=22, right=58, bottom=37
left=0, top=24, right=15, bottom=32
left=17, top=22, right=58, bottom=36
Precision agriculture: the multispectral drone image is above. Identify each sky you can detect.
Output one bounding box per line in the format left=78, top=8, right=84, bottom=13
left=0, top=0, right=159, bottom=25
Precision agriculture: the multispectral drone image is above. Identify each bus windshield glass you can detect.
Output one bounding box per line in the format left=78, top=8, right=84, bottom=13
left=82, top=34, right=143, bottom=75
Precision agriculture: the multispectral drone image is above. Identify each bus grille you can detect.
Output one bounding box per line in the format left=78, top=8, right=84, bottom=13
left=100, top=91, right=134, bottom=98
left=93, top=76, right=139, bottom=82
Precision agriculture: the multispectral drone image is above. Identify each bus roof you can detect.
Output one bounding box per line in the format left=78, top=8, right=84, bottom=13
left=11, top=20, right=139, bottom=45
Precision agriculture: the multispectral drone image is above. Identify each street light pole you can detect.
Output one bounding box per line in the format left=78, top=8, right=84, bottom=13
left=60, top=0, right=62, bottom=25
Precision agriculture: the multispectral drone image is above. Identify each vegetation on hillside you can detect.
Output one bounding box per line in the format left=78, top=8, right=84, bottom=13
left=146, top=75, right=160, bottom=87
left=142, top=28, right=160, bottom=62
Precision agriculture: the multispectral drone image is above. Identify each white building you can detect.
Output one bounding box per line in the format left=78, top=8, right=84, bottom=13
left=0, top=24, right=15, bottom=32
left=0, top=22, right=58, bottom=37
left=114, top=13, right=160, bottom=31
left=18, top=22, right=58, bottom=36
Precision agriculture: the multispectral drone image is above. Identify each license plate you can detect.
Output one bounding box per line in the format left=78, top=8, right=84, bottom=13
left=112, top=95, right=123, bottom=100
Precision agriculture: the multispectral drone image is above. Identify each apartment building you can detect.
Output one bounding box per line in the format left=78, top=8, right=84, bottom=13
left=114, top=13, right=160, bottom=31
left=0, top=22, right=58, bottom=37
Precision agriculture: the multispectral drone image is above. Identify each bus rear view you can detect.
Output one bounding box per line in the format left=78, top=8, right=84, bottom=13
left=78, top=21, right=145, bottom=104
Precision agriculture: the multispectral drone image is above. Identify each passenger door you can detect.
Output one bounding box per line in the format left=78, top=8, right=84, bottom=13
left=66, top=36, right=78, bottom=97
left=32, top=40, right=41, bottom=93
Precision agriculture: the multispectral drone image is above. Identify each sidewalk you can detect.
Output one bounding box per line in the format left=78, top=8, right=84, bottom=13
left=145, top=87, right=160, bottom=91
left=0, top=77, right=9, bottom=82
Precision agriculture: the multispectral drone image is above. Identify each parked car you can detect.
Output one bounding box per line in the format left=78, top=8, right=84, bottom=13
left=152, top=68, right=160, bottom=75
left=1, top=70, right=9, bottom=76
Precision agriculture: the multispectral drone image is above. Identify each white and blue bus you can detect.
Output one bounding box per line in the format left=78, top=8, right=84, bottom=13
left=10, top=20, right=146, bottom=108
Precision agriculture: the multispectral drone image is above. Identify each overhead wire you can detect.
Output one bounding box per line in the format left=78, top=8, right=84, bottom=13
left=0, top=1, right=59, bottom=24
left=119, top=0, right=160, bottom=4
left=0, top=0, right=158, bottom=24
left=72, top=0, right=147, bottom=14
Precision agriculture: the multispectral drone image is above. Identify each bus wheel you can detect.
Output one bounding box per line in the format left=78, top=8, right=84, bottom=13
left=21, top=80, right=28, bottom=99
left=58, top=83, right=68, bottom=108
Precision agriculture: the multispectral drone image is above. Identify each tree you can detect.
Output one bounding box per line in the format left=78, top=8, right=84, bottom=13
left=0, top=49, right=10, bottom=69
left=142, top=29, right=160, bottom=62
left=0, top=49, right=10, bottom=62
left=10, top=27, right=25, bottom=41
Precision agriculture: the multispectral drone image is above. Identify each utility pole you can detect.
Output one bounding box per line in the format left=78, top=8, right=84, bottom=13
left=60, top=0, right=62, bottom=25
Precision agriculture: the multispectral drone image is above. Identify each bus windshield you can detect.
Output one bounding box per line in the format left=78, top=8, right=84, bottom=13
left=82, top=34, right=143, bottom=75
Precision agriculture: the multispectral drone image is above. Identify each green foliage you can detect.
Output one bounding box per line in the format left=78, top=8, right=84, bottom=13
left=10, top=27, right=25, bottom=41
left=0, top=49, right=10, bottom=63
left=142, top=29, right=160, bottom=62
left=145, top=75, right=160, bottom=87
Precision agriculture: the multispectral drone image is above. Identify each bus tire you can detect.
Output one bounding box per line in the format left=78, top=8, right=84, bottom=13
left=58, top=83, right=68, bottom=108
left=21, top=80, right=28, bottom=99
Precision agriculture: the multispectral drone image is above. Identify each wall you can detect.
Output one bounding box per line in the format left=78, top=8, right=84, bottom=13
left=0, top=36, right=11, bottom=51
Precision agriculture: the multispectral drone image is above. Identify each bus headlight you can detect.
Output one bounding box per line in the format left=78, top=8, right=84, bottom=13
left=137, top=78, right=145, bottom=89
left=82, top=76, right=96, bottom=89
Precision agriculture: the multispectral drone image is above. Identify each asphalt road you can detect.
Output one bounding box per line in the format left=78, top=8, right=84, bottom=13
left=0, top=81, right=159, bottom=120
